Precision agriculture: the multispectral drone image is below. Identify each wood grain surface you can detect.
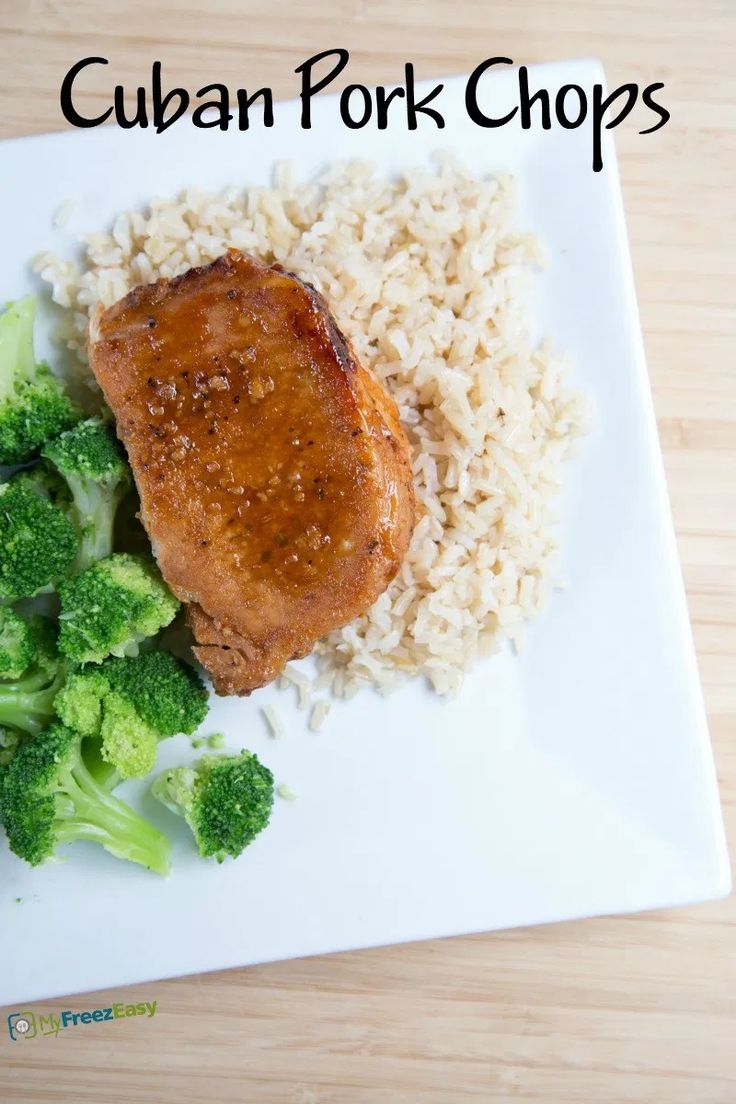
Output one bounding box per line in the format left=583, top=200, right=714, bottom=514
left=1, top=1, right=735, bottom=1100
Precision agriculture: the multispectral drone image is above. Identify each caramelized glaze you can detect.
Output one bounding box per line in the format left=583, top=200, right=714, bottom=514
left=89, top=250, right=415, bottom=693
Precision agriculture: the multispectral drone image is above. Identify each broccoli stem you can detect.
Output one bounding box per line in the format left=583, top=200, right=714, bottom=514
left=59, top=755, right=171, bottom=875
left=68, top=483, right=121, bottom=573
left=79, top=522, right=115, bottom=573
left=0, top=678, right=61, bottom=736
left=81, top=737, right=119, bottom=791
left=0, top=297, right=35, bottom=404
left=0, top=661, right=66, bottom=736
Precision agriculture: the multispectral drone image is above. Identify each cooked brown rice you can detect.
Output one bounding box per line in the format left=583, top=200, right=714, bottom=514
left=33, top=155, right=588, bottom=698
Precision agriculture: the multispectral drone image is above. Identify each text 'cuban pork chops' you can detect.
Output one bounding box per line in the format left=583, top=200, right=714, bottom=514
left=89, top=249, right=415, bottom=694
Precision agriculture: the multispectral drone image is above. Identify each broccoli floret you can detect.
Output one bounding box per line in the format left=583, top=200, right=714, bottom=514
left=0, top=721, right=170, bottom=874
left=99, top=695, right=159, bottom=780
left=55, top=650, right=208, bottom=786
left=12, top=461, right=70, bottom=506
left=43, top=418, right=131, bottom=572
left=54, top=668, right=108, bottom=735
left=0, top=474, right=79, bottom=601
left=0, top=617, right=65, bottom=736
left=0, top=296, right=79, bottom=465
left=152, top=750, right=274, bottom=861
left=101, top=651, right=208, bottom=736
left=56, top=670, right=157, bottom=784
left=0, top=606, right=36, bottom=679
left=58, top=553, right=180, bottom=664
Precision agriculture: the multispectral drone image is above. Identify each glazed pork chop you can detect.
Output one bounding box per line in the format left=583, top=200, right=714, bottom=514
left=89, top=249, right=415, bottom=694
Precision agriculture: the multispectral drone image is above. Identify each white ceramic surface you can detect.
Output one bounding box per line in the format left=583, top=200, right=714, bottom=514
left=0, top=60, right=729, bottom=1007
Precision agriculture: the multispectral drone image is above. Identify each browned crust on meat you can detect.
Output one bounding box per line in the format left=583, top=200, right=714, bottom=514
left=90, top=248, right=415, bottom=694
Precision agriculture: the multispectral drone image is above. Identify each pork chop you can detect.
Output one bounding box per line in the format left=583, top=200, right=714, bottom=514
left=89, top=249, right=415, bottom=694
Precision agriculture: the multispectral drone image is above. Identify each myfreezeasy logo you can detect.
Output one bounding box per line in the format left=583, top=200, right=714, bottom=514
left=7, top=1001, right=157, bottom=1040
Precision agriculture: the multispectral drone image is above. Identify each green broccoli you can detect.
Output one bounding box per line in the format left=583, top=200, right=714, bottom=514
left=0, top=617, right=65, bottom=736
left=152, top=750, right=274, bottom=861
left=0, top=474, right=79, bottom=601
left=0, top=725, right=24, bottom=770
left=54, top=668, right=109, bottom=736
left=0, top=606, right=36, bottom=679
left=55, top=650, right=209, bottom=785
left=58, top=553, right=180, bottom=664
left=101, top=651, right=209, bottom=736
left=56, top=669, right=159, bottom=784
left=42, top=418, right=131, bottom=572
left=0, top=721, right=171, bottom=874
left=98, top=694, right=159, bottom=780
left=0, top=296, right=79, bottom=465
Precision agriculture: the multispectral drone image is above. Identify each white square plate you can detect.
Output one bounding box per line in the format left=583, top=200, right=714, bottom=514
left=0, top=60, right=729, bottom=1007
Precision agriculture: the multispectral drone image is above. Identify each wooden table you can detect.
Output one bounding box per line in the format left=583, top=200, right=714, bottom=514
left=2, top=2, right=734, bottom=1100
